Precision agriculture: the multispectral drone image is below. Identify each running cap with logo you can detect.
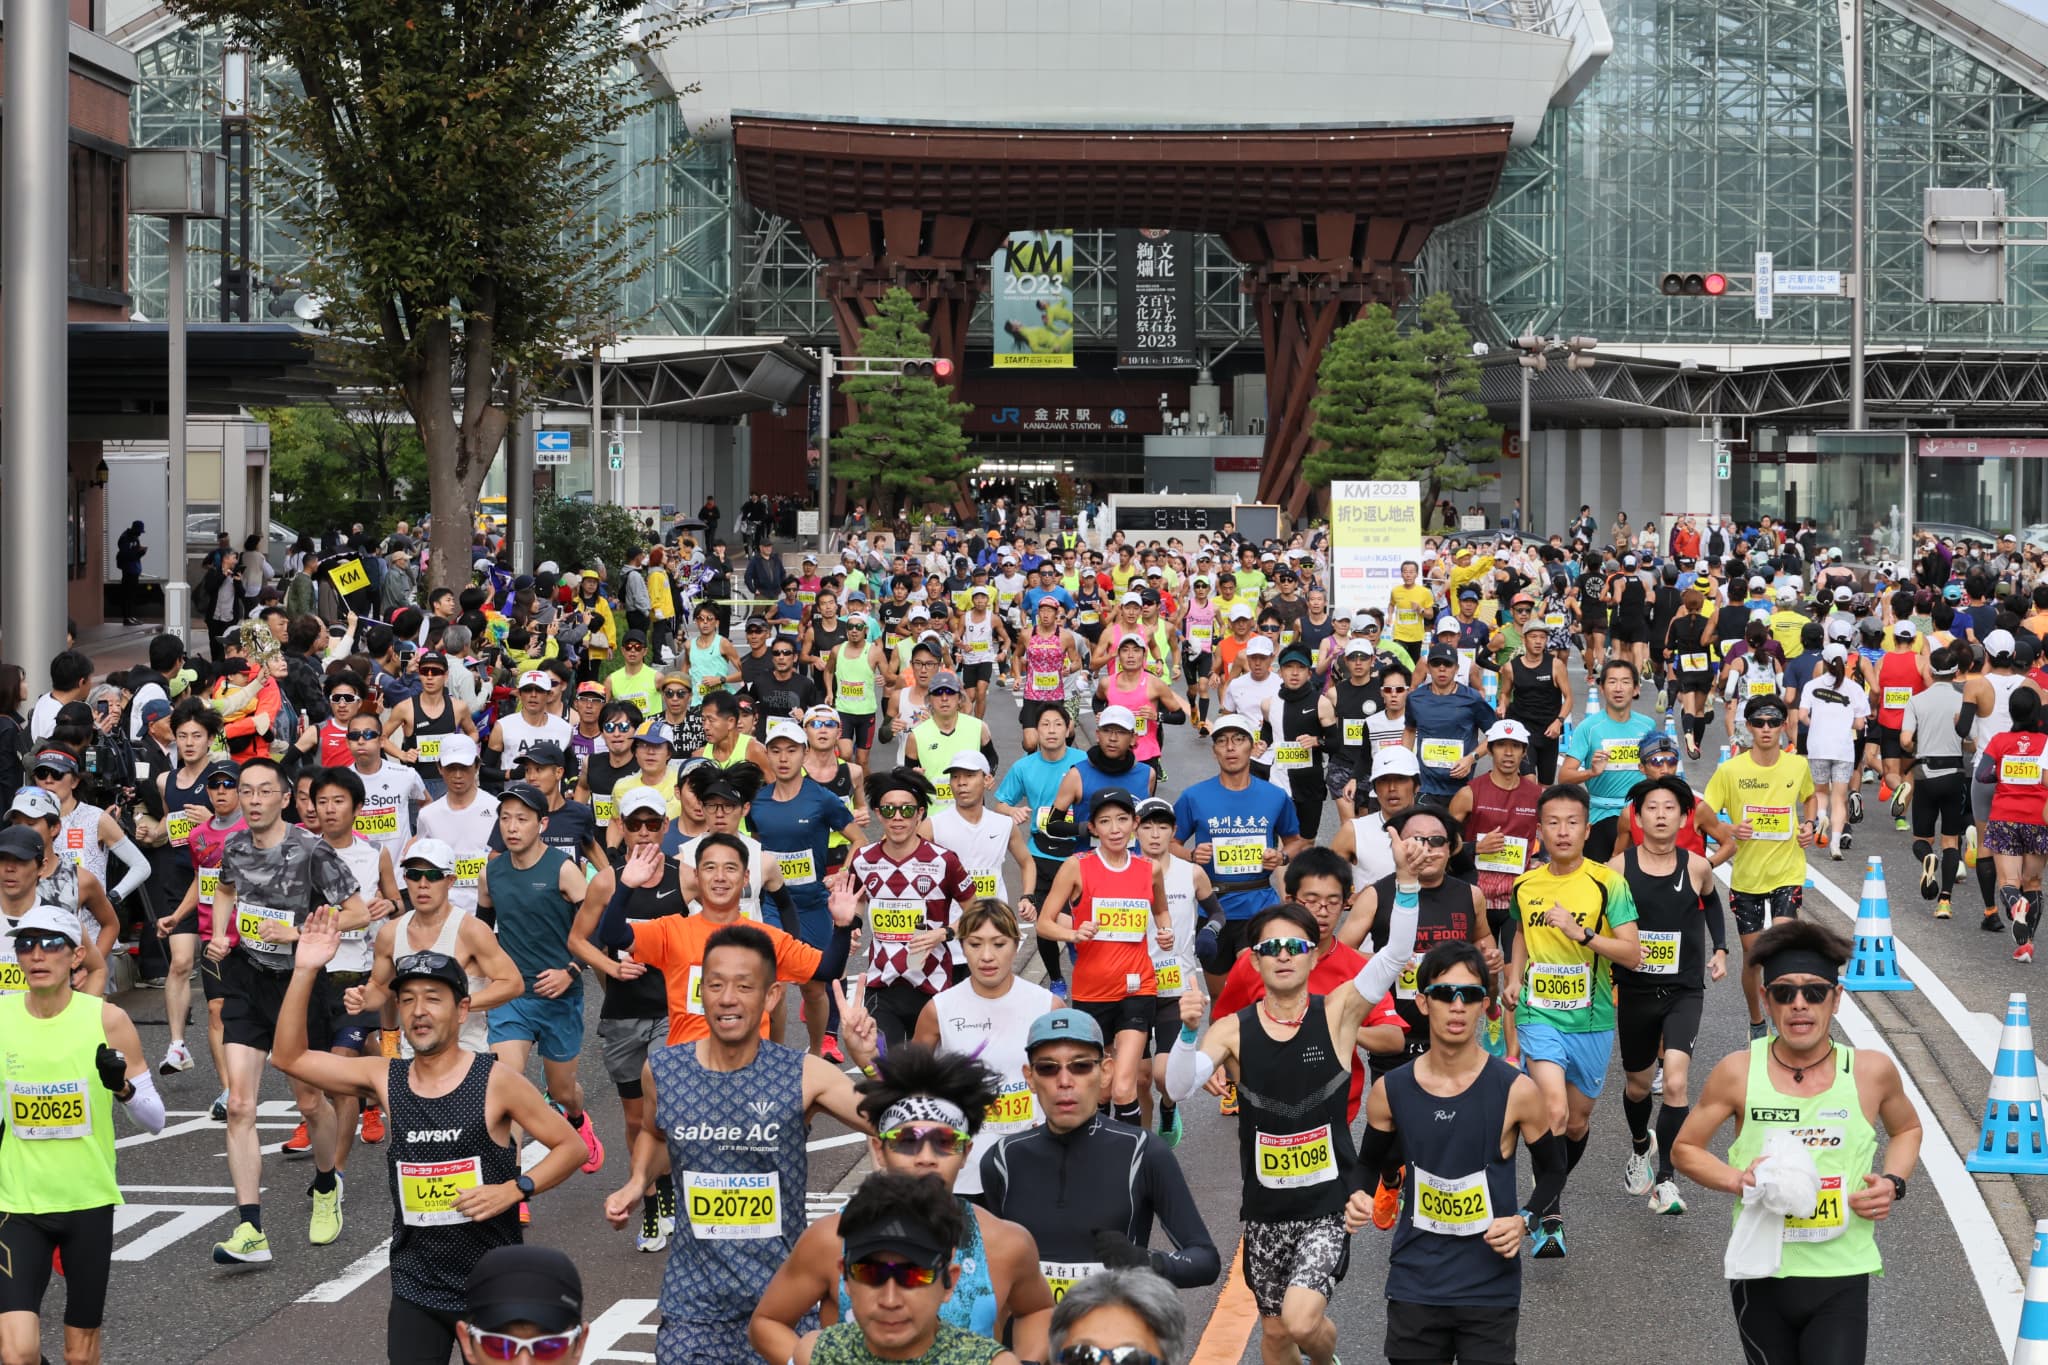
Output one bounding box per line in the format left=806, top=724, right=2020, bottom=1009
left=1372, top=747, right=1424, bottom=781
left=764, top=718, right=806, bottom=747
left=1025, top=1007, right=1107, bottom=1053
left=1244, top=636, right=1275, bottom=657
left=1208, top=714, right=1257, bottom=740
left=8, top=904, right=78, bottom=945
left=1485, top=719, right=1531, bottom=746
left=1135, top=796, right=1176, bottom=824
left=464, top=1245, right=583, bottom=1335
left=435, top=733, right=481, bottom=767
left=1096, top=705, right=1137, bottom=731
left=7, top=788, right=61, bottom=822
left=516, top=670, right=556, bottom=691
left=617, top=787, right=670, bottom=820
left=498, top=781, right=550, bottom=815
left=945, top=750, right=991, bottom=774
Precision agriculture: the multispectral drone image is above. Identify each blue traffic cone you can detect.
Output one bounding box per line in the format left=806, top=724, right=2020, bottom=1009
left=1719, top=743, right=1732, bottom=766
left=2016, top=1218, right=2048, bottom=1363
left=1969, top=995, right=2048, bottom=1176
left=1844, top=856, right=1912, bottom=992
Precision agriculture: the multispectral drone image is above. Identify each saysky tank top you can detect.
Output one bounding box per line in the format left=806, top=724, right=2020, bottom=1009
left=1384, top=1056, right=1521, bottom=1308
left=385, top=1053, right=519, bottom=1313
left=1234, top=1000, right=1357, bottom=1222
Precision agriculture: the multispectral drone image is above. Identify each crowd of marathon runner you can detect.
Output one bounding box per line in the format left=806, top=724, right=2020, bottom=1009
left=30, top=504, right=2048, bottom=1364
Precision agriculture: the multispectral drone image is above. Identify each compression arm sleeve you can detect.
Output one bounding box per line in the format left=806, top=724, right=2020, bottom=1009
left=108, top=837, right=150, bottom=901
left=810, top=922, right=855, bottom=983
left=122, top=1070, right=166, bottom=1134
left=1141, top=1140, right=1222, bottom=1287
left=767, top=882, right=800, bottom=935
left=1959, top=704, right=1980, bottom=741
left=1975, top=750, right=1999, bottom=784
left=595, top=875, right=637, bottom=952
left=1357, top=1122, right=1397, bottom=1184
left=1197, top=892, right=1227, bottom=936
left=1164, top=1028, right=1215, bottom=1101
left=1526, top=1129, right=1569, bottom=1216
left=1703, top=885, right=1729, bottom=954
left=1351, top=883, right=1420, bottom=1005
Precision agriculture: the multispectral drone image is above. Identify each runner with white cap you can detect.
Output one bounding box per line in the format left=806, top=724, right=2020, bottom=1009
left=1332, top=746, right=1423, bottom=895
left=926, top=751, right=1030, bottom=918
left=1221, top=634, right=1282, bottom=720
left=486, top=671, right=573, bottom=776
left=349, top=837, right=520, bottom=1060
left=411, top=733, right=497, bottom=915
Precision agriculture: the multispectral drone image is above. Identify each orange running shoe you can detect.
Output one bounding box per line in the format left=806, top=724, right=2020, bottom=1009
left=1372, top=1167, right=1405, bottom=1231
left=1219, top=1080, right=1238, bottom=1117
left=359, top=1104, right=385, bottom=1145
left=281, top=1121, right=311, bottom=1158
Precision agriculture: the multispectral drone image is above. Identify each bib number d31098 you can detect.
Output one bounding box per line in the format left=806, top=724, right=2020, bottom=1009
left=1256, top=1124, right=1337, bottom=1189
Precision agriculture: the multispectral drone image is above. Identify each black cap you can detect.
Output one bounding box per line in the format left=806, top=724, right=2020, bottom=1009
left=417, top=650, right=448, bottom=670
left=499, top=781, right=550, bottom=815
left=841, top=1212, right=952, bottom=1272
left=0, top=827, right=41, bottom=862
left=1425, top=645, right=1458, bottom=665
left=1087, top=787, right=1138, bottom=820
left=200, top=757, right=242, bottom=786
left=464, top=1245, right=583, bottom=1334
left=391, top=951, right=469, bottom=998
left=623, top=629, right=648, bottom=647
left=518, top=741, right=567, bottom=770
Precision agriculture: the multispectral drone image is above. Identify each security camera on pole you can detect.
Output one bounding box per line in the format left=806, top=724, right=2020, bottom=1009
left=1511, top=334, right=1597, bottom=537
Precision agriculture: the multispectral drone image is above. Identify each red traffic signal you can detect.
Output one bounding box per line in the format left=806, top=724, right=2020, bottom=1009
left=901, top=358, right=955, bottom=380
left=1659, top=271, right=1730, bottom=297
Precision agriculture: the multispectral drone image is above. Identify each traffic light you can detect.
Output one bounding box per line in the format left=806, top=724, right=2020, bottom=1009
left=1659, top=271, right=1728, bottom=297
left=1512, top=334, right=1547, bottom=373
left=901, top=358, right=955, bottom=380
left=1564, top=336, right=1597, bottom=371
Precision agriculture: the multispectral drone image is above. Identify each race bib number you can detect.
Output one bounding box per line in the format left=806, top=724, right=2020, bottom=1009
left=1474, top=836, right=1529, bottom=876
left=1601, top=740, right=1640, bottom=772
left=1680, top=653, right=1710, bottom=673
left=0, top=960, right=22, bottom=992
left=1190, top=623, right=1213, bottom=645
left=416, top=736, right=444, bottom=764
left=1091, top=897, right=1150, bottom=943
left=397, top=1156, right=483, bottom=1227
left=870, top=900, right=927, bottom=941
left=1882, top=687, right=1913, bottom=710
left=1544, top=613, right=1568, bottom=630
left=592, top=795, right=616, bottom=826
left=773, top=850, right=817, bottom=886
left=1421, top=739, right=1464, bottom=770
left=1271, top=742, right=1311, bottom=770
left=1411, top=1165, right=1493, bottom=1237
left=1527, top=961, right=1591, bottom=1010
left=1748, top=680, right=1778, bottom=698
left=1783, top=1175, right=1846, bottom=1242
left=1256, top=1124, right=1338, bottom=1189
left=684, top=1170, right=782, bottom=1240
left=967, top=639, right=994, bottom=661
left=971, top=871, right=998, bottom=899
left=932, top=781, right=954, bottom=805
left=1395, top=608, right=1422, bottom=628
left=1396, top=960, right=1420, bottom=1001
left=1078, top=610, right=1100, bottom=626
left=1211, top=836, right=1267, bottom=874
left=165, top=813, right=199, bottom=848
left=7, top=1079, right=89, bottom=1140
left=1133, top=714, right=1151, bottom=737
left=1343, top=719, right=1366, bottom=746
left=1153, top=959, right=1184, bottom=994
left=63, top=828, right=83, bottom=867
left=236, top=902, right=293, bottom=944
left=1638, top=930, right=1681, bottom=976
left=1031, top=671, right=1061, bottom=693
left=354, top=808, right=400, bottom=838
left=454, top=856, right=486, bottom=889
left=2003, top=755, right=2044, bottom=786
left=984, top=1082, right=1037, bottom=1131
left=839, top=678, right=868, bottom=703
left=198, top=868, right=220, bottom=906
left=1041, top=1260, right=1106, bottom=1303
left=1744, top=805, right=1794, bottom=841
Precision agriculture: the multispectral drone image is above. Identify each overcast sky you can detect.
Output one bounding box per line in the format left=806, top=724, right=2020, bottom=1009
left=1994, top=0, right=2048, bottom=23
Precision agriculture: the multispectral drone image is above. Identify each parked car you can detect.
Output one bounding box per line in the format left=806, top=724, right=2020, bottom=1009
left=185, top=513, right=304, bottom=574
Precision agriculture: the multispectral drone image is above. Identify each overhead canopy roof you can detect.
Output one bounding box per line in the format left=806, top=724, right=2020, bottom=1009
left=67, top=322, right=345, bottom=419
left=543, top=336, right=816, bottom=419
left=732, top=116, right=1514, bottom=232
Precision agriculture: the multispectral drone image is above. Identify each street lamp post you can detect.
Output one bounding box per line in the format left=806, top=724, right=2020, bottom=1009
left=130, top=150, right=227, bottom=646
left=1509, top=334, right=1597, bottom=537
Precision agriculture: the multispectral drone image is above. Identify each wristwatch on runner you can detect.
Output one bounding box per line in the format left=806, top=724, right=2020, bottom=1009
left=1882, top=1173, right=1906, bottom=1202
left=515, top=1174, right=537, bottom=1200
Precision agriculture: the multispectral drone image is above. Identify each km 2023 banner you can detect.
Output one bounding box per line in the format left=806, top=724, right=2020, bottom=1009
left=1330, top=481, right=1423, bottom=622
left=992, top=230, right=1075, bottom=368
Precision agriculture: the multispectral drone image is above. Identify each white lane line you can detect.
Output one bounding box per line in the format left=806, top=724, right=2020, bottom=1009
left=807, top=1132, right=866, bottom=1152
left=1800, top=862, right=2001, bottom=1069
left=1831, top=989, right=2025, bottom=1360
left=295, top=1235, right=393, bottom=1303
left=121, top=1184, right=240, bottom=1194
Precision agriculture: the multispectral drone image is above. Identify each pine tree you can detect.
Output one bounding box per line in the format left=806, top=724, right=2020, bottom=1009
left=832, top=288, right=975, bottom=517
left=1304, top=303, right=1432, bottom=491
left=1389, top=292, right=1502, bottom=517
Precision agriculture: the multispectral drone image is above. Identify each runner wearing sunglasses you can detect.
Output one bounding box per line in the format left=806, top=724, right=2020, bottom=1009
left=380, top=649, right=478, bottom=799
left=602, top=923, right=874, bottom=1365
left=1163, top=836, right=1421, bottom=1365
left=571, top=701, right=643, bottom=834
left=1342, top=941, right=1556, bottom=1365
left=1697, top=697, right=1819, bottom=1039
left=1673, top=920, right=1921, bottom=1365
left=750, top=1044, right=1054, bottom=1363
left=1044, top=1269, right=1186, bottom=1365
left=349, top=840, right=520, bottom=1061
left=981, top=1008, right=1219, bottom=1299
left=800, top=705, right=866, bottom=876
left=0, top=904, right=161, bottom=1365
left=458, top=1245, right=587, bottom=1364
left=412, top=734, right=497, bottom=915
left=277, top=910, right=586, bottom=1365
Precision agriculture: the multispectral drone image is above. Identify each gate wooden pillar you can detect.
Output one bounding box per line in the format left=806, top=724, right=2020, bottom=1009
left=1227, top=212, right=1433, bottom=520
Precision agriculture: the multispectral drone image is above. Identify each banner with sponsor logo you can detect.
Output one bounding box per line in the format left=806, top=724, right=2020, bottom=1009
left=992, top=230, right=1075, bottom=368
left=1115, top=229, right=1196, bottom=368
left=1330, top=481, right=1422, bottom=622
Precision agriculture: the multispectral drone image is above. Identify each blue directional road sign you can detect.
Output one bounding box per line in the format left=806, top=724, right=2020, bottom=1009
left=535, top=429, right=572, bottom=465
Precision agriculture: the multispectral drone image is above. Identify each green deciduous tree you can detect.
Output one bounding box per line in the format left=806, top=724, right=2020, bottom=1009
left=534, top=493, right=646, bottom=584
left=832, top=288, right=975, bottom=517
left=1304, top=295, right=1501, bottom=521
left=172, top=0, right=687, bottom=590
left=256, top=400, right=429, bottom=534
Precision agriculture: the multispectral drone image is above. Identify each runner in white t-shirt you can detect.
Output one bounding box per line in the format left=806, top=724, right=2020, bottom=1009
left=408, top=733, right=498, bottom=913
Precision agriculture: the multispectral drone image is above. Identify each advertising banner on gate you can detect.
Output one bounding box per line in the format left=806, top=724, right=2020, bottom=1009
left=1116, top=229, right=1196, bottom=368
left=1330, top=480, right=1423, bottom=621
left=991, top=230, right=1075, bottom=368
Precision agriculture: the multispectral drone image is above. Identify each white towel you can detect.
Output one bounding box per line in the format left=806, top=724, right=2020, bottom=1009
left=1724, top=1131, right=1824, bottom=1281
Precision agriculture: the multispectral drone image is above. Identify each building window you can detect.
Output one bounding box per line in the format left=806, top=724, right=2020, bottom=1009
left=69, top=143, right=125, bottom=297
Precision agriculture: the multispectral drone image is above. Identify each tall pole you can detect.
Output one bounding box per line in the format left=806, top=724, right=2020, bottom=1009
left=816, top=348, right=834, bottom=560
left=4, top=2, right=72, bottom=674
left=1519, top=365, right=1533, bottom=538
left=165, top=221, right=192, bottom=644
left=1848, top=0, right=1868, bottom=429
left=590, top=348, right=605, bottom=505
left=508, top=370, right=534, bottom=576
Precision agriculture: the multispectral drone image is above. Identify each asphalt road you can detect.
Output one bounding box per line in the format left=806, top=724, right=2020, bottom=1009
left=46, top=658, right=2031, bottom=1363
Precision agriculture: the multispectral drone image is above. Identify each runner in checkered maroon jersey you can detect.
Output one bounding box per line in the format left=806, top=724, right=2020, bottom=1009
left=850, top=768, right=978, bottom=1045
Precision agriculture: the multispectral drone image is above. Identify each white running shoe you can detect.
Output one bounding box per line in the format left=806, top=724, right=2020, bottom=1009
left=1649, top=1180, right=1687, bottom=1215
left=160, top=1040, right=194, bottom=1075
left=1624, top=1133, right=1658, bottom=1197
left=1650, top=1062, right=1664, bottom=1097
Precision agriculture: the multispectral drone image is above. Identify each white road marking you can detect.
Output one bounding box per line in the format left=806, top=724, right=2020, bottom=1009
left=110, top=1204, right=235, bottom=1261
left=581, top=1299, right=658, bottom=1363
left=294, top=1236, right=394, bottom=1303
left=807, top=1132, right=865, bottom=1151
